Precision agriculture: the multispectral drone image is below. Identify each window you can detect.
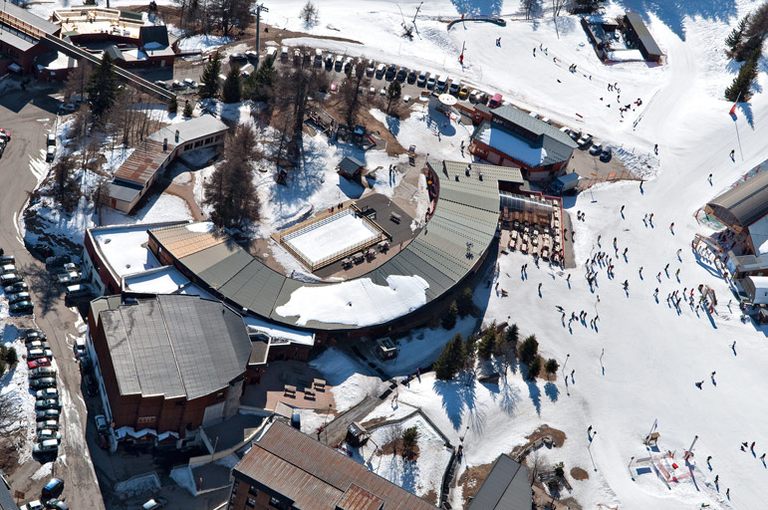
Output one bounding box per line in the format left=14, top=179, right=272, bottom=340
left=246, top=497, right=257, bottom=508
left=137, top=416, right=156, bottom=425
left=248, top=486, right=258, bottom=496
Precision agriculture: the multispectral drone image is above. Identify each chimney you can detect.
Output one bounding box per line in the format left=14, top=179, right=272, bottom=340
left=162, top=138, right=167, bottom=151
left=175, top=129, right=180, bottom=142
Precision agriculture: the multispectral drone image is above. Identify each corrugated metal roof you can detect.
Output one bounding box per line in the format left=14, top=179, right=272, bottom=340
left=149, top=159, right=506, bottom=331
left=3, top=2, right=60, bottom=36
left=234, top=422, right=437, bottom=510
left=625, top=12, right=662, bottom=58
left=468, top=454, right=531, bottom=510
left=98, top=295, right=251, bottom=400
left=337, top=484, right=384, bottom=510
left=113, top=139, right=169, bottom=186
left=707, top=171, right=768, bottom=228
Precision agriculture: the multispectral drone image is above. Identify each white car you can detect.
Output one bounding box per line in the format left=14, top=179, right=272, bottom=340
left=20, top=500, right=44, bottom=510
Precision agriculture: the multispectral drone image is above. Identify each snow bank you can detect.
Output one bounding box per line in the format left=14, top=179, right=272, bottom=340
left=275, top=275, right=429, bottom=326
left=177, top=34, right=232, bottom=53
left=309, top=347, right=383, bottom=412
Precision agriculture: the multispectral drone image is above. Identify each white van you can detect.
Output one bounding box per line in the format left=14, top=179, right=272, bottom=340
left=436, top=75, right=448, bottom=92
left=46, top=145, right=56, bottom=162
left=66, top=284, right=90, bottom=298
left=265, top=46, right=278, bottom=59
left=280, top=46, right=289, bottom=61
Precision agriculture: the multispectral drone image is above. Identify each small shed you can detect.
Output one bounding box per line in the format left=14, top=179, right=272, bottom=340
left=743, top=276, right=768, bottom=305
left=624, top=12, right=663, bottom=62
left=337, top=156, right=365, bottom=180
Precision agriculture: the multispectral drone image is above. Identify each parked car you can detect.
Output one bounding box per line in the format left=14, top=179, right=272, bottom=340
left=435, top=75, right=447, bottom=92
left=448, top=81, right=460, bottom=96
left=8, top=301, right=35, bottom=314
left=600, top=146, right=613, bottom=162
left=9, top=291, right=31, bottom=304
left=229, top=52, right=247, bottom=64
left=35, top=409, right=60, bottom=421
left=1, top=263, right=16, bottom=273
left=45, top=499, right=69, bottom=510
left=27, top=358, right=51, bottom=370
left=35, top=388, right=58, bottom=399
left=245, top=50, right=259, bottom=63
left=396, top=67, right=408, bottom=82
left=153, top=80, right=168, bottom=89
left=95, top=414, right=108, bottom=433
left=35, top=399, right=61, bottom=411
left=577, top=133, right=593, bottom=149
left=406, top=70, right=417, bottom=84
left=58, top=103, right=76, bottom=115
left=333, top=54, right=344, bottom=71
left=426, top=76, right=436, bottom=90
left=46, top=133, right=56, bottom=146
left=488, top=93, right=503, bottom=108
left=37, top=430, right=62, bottom=444
left=589, top=143, right=603, bottom=156
left=5, top=281, right=28, bottom=293
left=56, top=271, right=80, bottom=285
left=26, top=340, right=50, bottom=350
left=142, top=497, right=168, bottom=510
left=24, top=329, right=45, bottom=341
left=365, top=64, right=375, bottom=77
left=417, top=72, right=427, bottom=87
left=73, top=338, right=87, bottom=358
left=171, top=80, right=185, bottom=90
left=0, top=254, right=15, bottom=265
left=32, top=438, right=59, bottom=455
left=41, top=478, right=65, bottom=500
left=0, top=128, right=11, bottom=141
left=385, top=64, right=397, bottom=81
left=30, top=377, right=57, bottom=389
left=28, top=349, right=53, bottom=361
left=374, top=63, right=385, bottom=79
left=0, top=273, right=21, bottom=286
left=19, top=500, right=44, bottom=510
left=458, top=86, right=470, bottom=100
left=36, top=420, right=59, bottom=431
left=30, top=366, right=57, bottom=379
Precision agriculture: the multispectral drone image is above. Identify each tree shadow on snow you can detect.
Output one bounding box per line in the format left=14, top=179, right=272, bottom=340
left=616, top=0, right=737, bottom=41
left=544, top=381, right=559, bottom=402
left=450, top=0, right=503, bottom=17
left=433, top=374, right=480, bottom=432
left=520, top=364, right=542, bottom=416
left=401, top=460, right=420, bottom=495
left=738, top=103, right=754, bottom=129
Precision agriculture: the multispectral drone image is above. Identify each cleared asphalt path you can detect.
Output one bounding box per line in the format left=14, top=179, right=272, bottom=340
left=1, top=83, right=106, bottom=510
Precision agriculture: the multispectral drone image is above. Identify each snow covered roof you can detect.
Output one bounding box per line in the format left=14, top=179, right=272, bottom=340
left=149, top=115, right=228, bottom=148
left=2, top=2, right=60, bottom=36
left=146, top=160, right=505, bottom=331
left=707, top=171, right=768, bottom=229
left=243, top=316, right=315, bottom=346
left=473, top=105, right=577, bottom=167
left=123, top=266, right=190, bottom=294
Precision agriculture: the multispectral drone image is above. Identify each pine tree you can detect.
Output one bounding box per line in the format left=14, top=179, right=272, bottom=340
left=386, top=80, right=401, bottom=114
left=401, top=426, right=418, bottom=458
left=244, top=57, right=276, bottom=102
left=519, top=335, right=539, bottom=366
left=527, top=357, right=542, bottom=380
left=299, top=1, right=319, bottom=29
left=456, top=287, right=474, bottom=317
left=203, top=124, right=259, bottom=228
left=87, top=53, right=119, bottom=119
left=725, top=51, right=759, bottom=101
left=545, top=358, right=559, bottom=375
left=434, top=333, right=465, bottom=380
left=183, top=100, right=194, bottom=117
left=725, top=14, right=749, bottom=54
left=505, top=324, right=519, bottom=345
left=3, top=346, right=17, bottom=366
left=222, top=64, right=242, bottom=103
left=477, top=327, right=497, bottom=360
left=200, top=52, right=222, bottom=99
left=441, top=301, right=458, bottom=329
left=168, top=96, right=178, bottom=114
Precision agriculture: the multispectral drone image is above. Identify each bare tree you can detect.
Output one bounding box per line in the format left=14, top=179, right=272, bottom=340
left=63, top=62, right=93, bottom=101
left=339, top=61, right=366, bottom=126
left=275, top=62, right=326, bottom=167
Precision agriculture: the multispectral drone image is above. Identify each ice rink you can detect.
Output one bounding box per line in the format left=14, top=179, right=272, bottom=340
left=284, top=210, right=380, bottom=266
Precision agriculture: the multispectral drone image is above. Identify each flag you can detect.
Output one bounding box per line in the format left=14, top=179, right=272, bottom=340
left=459, top=52, right=464, bottom=65
left=729, top=91, right=741, bottom=121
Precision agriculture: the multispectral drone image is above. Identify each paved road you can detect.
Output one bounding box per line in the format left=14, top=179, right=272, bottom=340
left=0, top=81, right=106, bottom=510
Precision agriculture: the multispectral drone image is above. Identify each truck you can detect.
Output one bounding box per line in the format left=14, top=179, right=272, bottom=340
left=550, top=172, right=579, bottom=195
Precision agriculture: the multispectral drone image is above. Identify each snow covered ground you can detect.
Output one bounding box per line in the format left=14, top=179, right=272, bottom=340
left=259, top=1, right=768, bottom=509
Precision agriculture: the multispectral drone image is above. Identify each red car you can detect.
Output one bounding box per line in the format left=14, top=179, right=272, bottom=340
left=27, top=357, right=51, bottom=370
left=0, top=128, right=10, bottom=140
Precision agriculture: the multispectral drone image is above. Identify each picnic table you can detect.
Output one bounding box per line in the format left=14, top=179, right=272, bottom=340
left=284, top=384, right=297, bottom=397
left=313, top=378, right=326, bottom=391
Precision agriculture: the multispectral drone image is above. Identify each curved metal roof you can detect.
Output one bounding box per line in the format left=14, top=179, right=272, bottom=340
left=707, top=171, right=768, bottom=228
left=148, top=161, right=516, bottom=331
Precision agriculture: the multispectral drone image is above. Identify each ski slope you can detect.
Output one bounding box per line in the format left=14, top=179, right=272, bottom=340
left=275, top=0, right=768, bottom=508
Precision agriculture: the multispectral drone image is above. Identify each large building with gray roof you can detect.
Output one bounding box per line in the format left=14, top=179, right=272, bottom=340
left=470, top=104, right=577, bottom=181
left=143, top=161, right=519, bottom=335
left=87, top=294, right=260, bottom=447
